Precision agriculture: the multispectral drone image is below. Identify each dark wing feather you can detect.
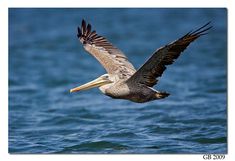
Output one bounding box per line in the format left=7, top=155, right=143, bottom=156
left=126, top=22, right=212, bottom=87
left=77, top=19, right=136, bottom=78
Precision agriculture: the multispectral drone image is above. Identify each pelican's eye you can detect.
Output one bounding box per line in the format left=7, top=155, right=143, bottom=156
left=102, top=75, right=109, bottom=79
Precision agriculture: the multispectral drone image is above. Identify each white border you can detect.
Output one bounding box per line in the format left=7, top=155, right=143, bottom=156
left=3, top=0, right=228, bottom=7
left=1, top=0, right=234, bottom=161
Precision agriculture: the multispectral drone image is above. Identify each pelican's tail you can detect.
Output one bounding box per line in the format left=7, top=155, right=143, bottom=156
left=155, top=91, right=170, bottom=99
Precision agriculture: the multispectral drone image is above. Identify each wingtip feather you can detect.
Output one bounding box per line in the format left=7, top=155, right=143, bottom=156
left=81, top=19, right=86, bottom=34
left=190, top=21, right=213, bottom=36
left=77, top=26, right=82, bottom=38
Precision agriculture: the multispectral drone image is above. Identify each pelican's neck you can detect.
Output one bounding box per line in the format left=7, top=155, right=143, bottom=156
left=98, top=74, right=119, bottom=94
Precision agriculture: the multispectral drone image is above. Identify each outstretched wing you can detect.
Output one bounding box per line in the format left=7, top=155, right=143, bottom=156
left=126, top=22, right=212, bottom=87
left=77, top=19, right=136, bottom=78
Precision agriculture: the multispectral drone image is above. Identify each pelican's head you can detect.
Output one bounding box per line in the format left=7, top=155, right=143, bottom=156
left=70, top=74, right=113, bottom=93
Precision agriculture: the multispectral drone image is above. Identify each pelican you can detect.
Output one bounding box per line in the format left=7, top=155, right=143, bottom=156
left=70, top=20, right=212, bottom=103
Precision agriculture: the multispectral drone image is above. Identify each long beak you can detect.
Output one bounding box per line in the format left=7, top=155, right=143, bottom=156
left=70, top=77, right=112, bottom=93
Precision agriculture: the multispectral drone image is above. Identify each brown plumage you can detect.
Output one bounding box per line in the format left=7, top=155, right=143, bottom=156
left=70, top=19, right=212, bottom=103
left=77, top=19, right=135, bottom=78
left=127, top=22, right=212, bottom=87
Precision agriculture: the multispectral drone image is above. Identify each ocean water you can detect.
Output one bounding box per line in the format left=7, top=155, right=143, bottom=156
left=9, top=8, right=227, bottom=154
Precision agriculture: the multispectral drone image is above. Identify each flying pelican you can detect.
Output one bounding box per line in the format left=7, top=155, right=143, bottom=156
left=70, top=20, right=211, bottom=103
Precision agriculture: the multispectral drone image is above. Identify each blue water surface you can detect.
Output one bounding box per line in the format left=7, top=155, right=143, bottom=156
left=9, top=8, right=227, bottom=154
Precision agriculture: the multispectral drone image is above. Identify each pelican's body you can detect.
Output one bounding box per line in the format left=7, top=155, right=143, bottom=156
left=70, top=20, right=211, bottom=103
left=96, top=74, right=164, bottom=103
